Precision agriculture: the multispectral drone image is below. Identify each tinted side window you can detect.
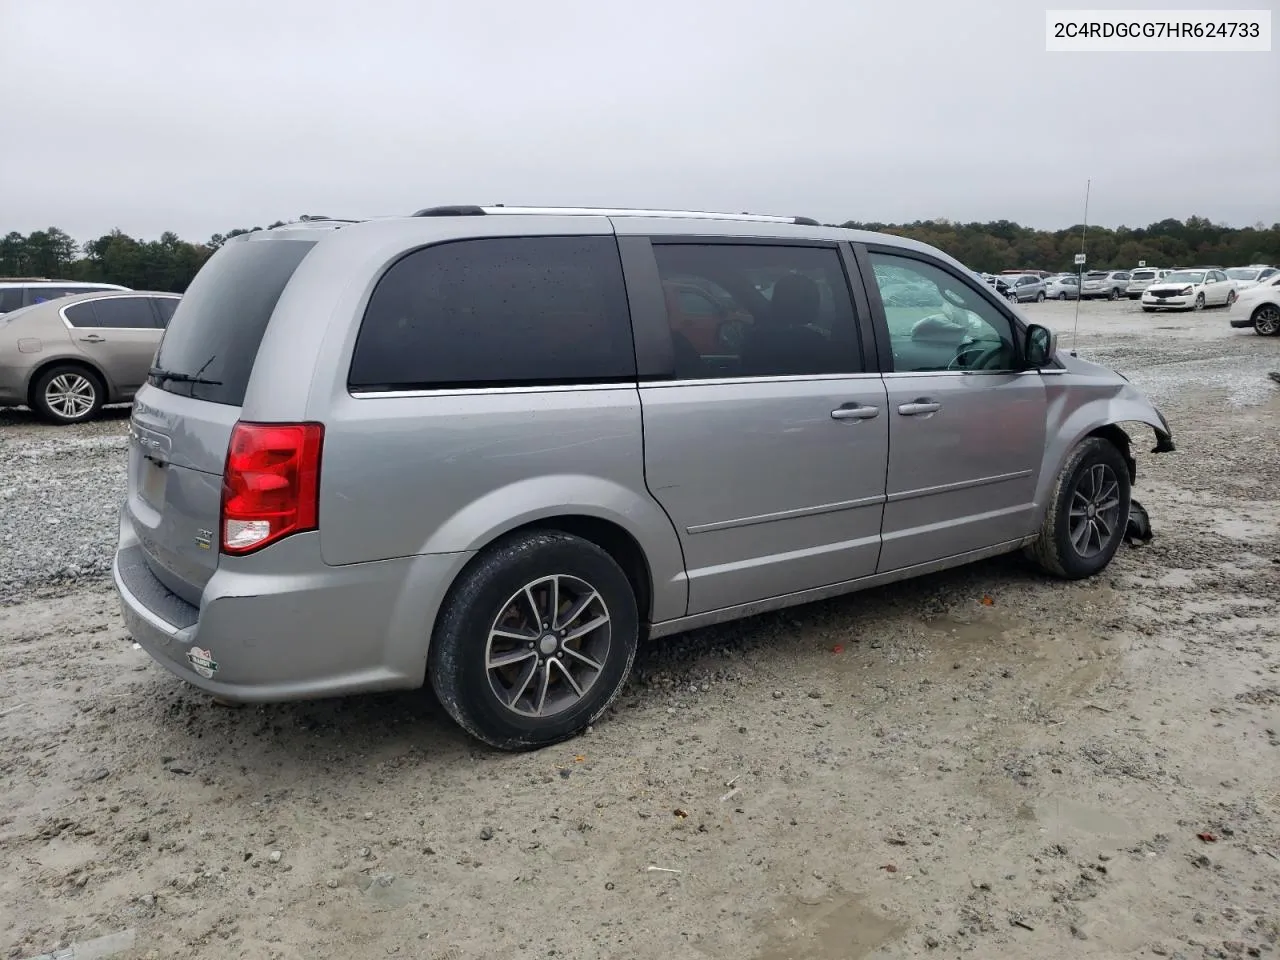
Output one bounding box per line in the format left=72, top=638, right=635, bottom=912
left=869, top=253, right=1017, bottom=374
left=0, top=289, right=23, bottom=312
left=81, top=297, right=156, bottom=328
left=63, top=302, right=99, bottom=327
left=151, top=297, right=179, bottom=327
left=349, top=236, right=635, bottom=391
left=651, top=243, right=862, bottom=380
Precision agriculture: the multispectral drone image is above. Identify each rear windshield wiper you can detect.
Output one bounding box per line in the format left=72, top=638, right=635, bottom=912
left=149, top=366, right=223, bottom=386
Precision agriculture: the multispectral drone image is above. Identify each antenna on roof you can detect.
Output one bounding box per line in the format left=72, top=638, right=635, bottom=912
left=1070, top=179, right=1090, bottom=357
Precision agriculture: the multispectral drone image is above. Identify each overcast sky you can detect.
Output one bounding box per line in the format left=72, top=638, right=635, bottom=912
left=2, top=0, right=1277, bottom=242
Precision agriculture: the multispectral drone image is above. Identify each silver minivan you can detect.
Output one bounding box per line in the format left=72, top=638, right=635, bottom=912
left=113, top=207, right=1175, bottom=750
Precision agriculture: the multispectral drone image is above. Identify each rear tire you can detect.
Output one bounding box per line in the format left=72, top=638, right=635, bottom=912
left=1254, top=304, right=1280, bottom=336
left=429, top=531, right=639, bottom=751
left=1108, top=288, right=1120, bottom=301
left=1025, top=437, right=1131, bottom=580
left=31, top=364, right=104, bottom=425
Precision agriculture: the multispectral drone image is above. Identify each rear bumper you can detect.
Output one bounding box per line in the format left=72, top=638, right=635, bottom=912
left=113, top=508, right=474, bottom=703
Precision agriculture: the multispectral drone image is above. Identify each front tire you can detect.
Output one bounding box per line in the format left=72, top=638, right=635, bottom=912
left=1225, top=290, right=1237, bottom=308
left=1036, top=291, right=1046, bottom=302
left=1254, top=304, right=1280, bottom=336
left=31, top=364, right=104, bottom=425
left=1058, top=291, right=1068, bottom=301
left=1193, top=293, right=1205, bottom=311
left=429, top=531, right=639, bottom=751
left=1142, top=306, right=1155, bottom=313
left=1026, top=437, right=1131, bottom=580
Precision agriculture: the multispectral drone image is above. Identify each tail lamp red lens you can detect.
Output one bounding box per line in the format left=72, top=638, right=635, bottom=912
left=220, top=422, right=323, bottom=555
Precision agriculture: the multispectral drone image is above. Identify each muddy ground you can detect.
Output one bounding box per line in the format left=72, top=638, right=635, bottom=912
left=2, top=299, right=1278, bottom=960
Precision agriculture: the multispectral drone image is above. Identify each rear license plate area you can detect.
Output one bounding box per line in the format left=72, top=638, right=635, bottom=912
left=140, top=457, right=167, bottom=508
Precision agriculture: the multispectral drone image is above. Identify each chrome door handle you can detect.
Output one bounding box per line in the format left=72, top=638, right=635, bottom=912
left=830, top=404, right=879, bottom=421
left=79, top=335, right=106, bottom=343
left=898, top=400, right=941, bottom=416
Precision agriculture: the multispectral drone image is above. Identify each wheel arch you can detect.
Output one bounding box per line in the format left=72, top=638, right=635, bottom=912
left=443, top=516, right=658, bottom=634
left=1034, top=394, right=1174, bottom=527
left=417, top=477, right=689, bottom=630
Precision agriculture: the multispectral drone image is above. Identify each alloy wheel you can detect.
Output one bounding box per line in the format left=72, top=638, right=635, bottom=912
left=485, top=574, right=612, bottom=718
left=1068, top=463, right=1122, bottom=559
left=44, top=373, right=97, bottom=421
left=1255, top=304, right=1280, bottom=336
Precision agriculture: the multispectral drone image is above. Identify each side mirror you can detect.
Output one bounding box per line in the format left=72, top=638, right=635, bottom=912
left=1024, top=324, right=1057, bottom=368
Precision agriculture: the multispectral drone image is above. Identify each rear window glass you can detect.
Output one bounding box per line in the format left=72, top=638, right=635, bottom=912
left=349, top=236, right=635, bottom=391
left=152, top=238, right=316, bottom=405
left=1131, top=271, right=1155, bottom=279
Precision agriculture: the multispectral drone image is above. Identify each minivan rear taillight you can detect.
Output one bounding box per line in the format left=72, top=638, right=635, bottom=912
left=220, top=422, right=324, bottom=555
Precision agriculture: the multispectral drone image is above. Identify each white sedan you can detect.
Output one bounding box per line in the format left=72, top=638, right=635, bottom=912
left=1140, top=269, right=1237, bottom=312
left=1228, top=275, right=1280, bottom=336
left=1225, top=266, right=1276, bottom=291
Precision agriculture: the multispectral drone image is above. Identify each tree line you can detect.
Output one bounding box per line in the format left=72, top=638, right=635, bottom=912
left=2, top=215, right=1277, bottom=293
left=837, top=215, right=1280, bottom=274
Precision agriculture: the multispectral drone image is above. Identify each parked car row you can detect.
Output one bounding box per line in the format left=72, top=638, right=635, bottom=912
left=974, top=262, right=1279, bottom=311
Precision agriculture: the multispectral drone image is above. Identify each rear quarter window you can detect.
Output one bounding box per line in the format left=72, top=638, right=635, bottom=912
left=151, top=238, right=316, bottom=405
left=348, top=236, right=636, bottom=391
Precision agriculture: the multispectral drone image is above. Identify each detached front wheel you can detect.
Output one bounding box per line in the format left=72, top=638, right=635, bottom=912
left=1026, top=437, right=1131, bottom=580
left=429, top=531, right=639, bottom=751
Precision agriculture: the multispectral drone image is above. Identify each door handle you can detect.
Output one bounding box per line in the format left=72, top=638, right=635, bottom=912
left=830, top=404, right=879, bottom=421
left=898, top=399, right=941, bottom=416
left=79, top=335, right=106, bottom=343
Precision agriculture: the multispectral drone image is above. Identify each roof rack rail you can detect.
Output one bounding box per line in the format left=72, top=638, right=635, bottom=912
left=411, top=205, right=822, bottom=225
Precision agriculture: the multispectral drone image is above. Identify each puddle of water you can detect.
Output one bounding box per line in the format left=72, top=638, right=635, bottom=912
left=921, top=609, right=1016, bottom=648
left=1212, top=516, right=1275, bottom=542
left=1033, top=795, right=1140, bottom=842
left=755, top=895, right=904, bottom=960
left=1158, top=569, right=1199, bottom=588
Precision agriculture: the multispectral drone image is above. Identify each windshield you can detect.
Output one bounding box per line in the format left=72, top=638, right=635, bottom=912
left=1162, top=271, right=1205, bottom=284
left=1226, top=268, right=1259, bottom=281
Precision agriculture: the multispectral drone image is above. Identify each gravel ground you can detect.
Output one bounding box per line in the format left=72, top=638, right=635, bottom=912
left=1, top=299, right=1278, bottom=960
